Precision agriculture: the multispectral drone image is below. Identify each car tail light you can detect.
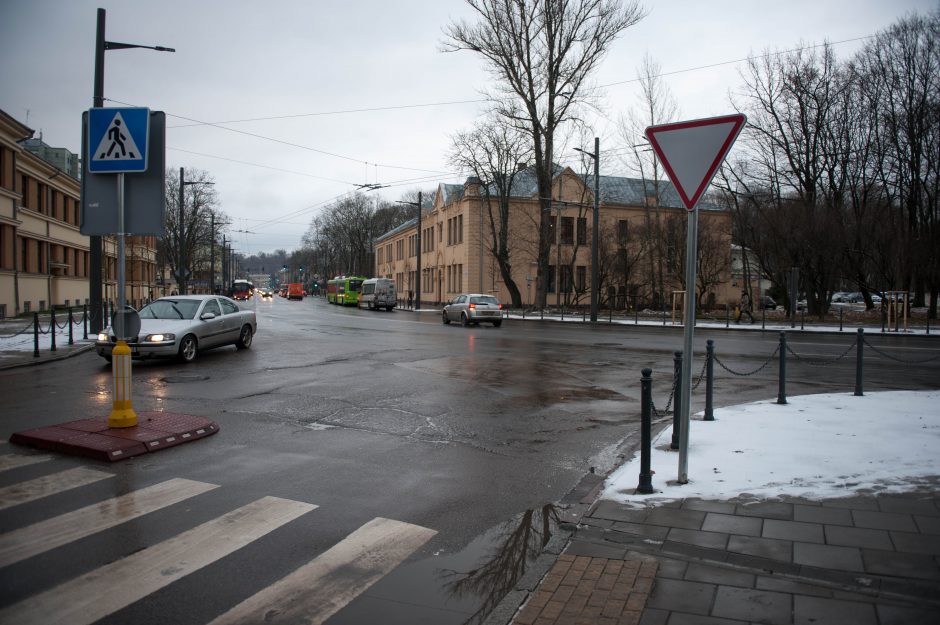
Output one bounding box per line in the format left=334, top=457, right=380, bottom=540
left=469, top=303, right=476, bottom=310
left=498, top=304, right=503, bottom=309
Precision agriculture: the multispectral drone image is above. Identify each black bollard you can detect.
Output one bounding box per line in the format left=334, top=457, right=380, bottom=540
left=637, top=368, right=655, bottom=494
left=671, top=351, right=682, bottom=450
left=854, top=328, right=864, bottom=396
left=726, top=304, right=730, bottom=328
left=704, top=340, right=715, bottom=421
left=839, top=307, right=843, bottom=332
left=83, top=304, right=88, bottom=340
left=33, top=312, right=39, bottom=358
left=68, top=307, right=74, bottom=345
left=50, top=308, right=56, bottom=352
left=776, top=331, right=787, bottom=405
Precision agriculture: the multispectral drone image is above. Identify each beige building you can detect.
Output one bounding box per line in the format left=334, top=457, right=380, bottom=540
left=0, top=109, right=159, bottom=319
left=374, top=166, right=738, bottom=310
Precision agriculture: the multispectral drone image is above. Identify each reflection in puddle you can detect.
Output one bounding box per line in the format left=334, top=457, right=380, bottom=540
left=440, top=504, right=560, bottom=624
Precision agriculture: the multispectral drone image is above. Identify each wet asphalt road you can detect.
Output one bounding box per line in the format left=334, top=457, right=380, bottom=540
left=1, top=295, right=938, bottom=624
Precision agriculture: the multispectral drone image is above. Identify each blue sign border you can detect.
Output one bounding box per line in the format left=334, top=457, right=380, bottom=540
left=87, top=107, right=150, bottom=173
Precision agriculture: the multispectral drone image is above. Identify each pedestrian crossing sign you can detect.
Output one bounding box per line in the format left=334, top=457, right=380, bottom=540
left=87, top=107, right=150, bottom=173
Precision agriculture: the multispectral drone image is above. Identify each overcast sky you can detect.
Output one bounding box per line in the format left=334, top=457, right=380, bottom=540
left=1, top=0, right=934, bottom=257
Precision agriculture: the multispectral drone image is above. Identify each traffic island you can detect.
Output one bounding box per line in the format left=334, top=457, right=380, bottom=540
left=9, top=412, right=219, bottom=462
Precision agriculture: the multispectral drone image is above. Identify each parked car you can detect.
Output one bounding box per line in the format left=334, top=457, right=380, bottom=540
left=443, top=293, right=503, bottom=327
left=95, top=295, right=256, bottom=363
left=757, top=295, right=776, bottom=310
left=359, top=277, right=397, bottom=311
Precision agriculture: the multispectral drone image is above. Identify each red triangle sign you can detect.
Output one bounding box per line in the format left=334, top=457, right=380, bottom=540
left=645, top=114, right=747, bottom=211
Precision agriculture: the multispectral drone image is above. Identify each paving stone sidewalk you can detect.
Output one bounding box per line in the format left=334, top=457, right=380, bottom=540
left=509, top=489, right=940, bottom=625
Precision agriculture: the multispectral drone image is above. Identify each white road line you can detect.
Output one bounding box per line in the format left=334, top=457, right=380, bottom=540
left=0, top=454, right=51, bottom=473
left=207, top=516, right=437, bottom=625
left=0, top=496, right=316, bottom=625
left=0, top=477, right=218, bottom=567
left=0, top=466, right=113, bottom=511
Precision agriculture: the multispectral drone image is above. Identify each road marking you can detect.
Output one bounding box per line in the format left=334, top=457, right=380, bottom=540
left=207, top=516, right=436, bottom=625
left=0, top=496, right=316, bottom=625
left=0, top=454, right=51, bottom=473
left=0, top=477, right=218, bottom=567
left=0, top=466, right=113, bottom=511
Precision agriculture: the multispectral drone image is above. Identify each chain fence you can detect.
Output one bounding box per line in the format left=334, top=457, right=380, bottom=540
left=785, top=340, right=857, bottom=367
left=863, top=337, right=940, bottom=364
left=714, top=344, right=780, bottom=377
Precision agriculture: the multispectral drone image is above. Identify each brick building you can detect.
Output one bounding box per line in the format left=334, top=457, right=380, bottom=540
left=374, top=166, right=737, bottom=310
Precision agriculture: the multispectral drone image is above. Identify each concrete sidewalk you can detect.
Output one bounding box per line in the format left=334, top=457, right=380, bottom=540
left=507, top=488, right=940, bottom=625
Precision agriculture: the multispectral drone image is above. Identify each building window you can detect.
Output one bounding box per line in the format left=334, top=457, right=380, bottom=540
left=547, top=265, right=556, bottom=293
left=576, top=265, right=586, bottom=291
left=560, top=265, right=572, bottom=293
left=618, top=219, right=629, bottom=244
left=577, top=217, right=587, bottom=245
left=457, top=214, right=464, bottom=244
left=560, top=217, right=574, bottom=245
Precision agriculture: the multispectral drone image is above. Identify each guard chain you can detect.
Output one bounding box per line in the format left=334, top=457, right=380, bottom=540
left=650, top=374, right=680, bottom=418
left=714, top=344, right=780, bottom=377
left=863, top=338, right=940, bottom=364
left=0, top=321, right=37, bottom=339
left=785, top=340, right=856, bottom=366
left=691, top=357, right=708, bottom=391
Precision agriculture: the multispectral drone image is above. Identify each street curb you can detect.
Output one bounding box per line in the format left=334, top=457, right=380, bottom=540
left=0, top=342, right=96, bottom=371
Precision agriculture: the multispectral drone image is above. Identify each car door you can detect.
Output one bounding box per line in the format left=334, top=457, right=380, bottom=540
left=218, top=297, right=243, bottom=343
left=198, top=298, right=226, bottom=348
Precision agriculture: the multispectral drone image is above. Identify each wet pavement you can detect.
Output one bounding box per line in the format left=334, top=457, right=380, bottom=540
left=491, top=487, right=940, bottom=625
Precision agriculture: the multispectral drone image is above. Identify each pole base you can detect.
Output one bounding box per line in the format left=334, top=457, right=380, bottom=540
left=108, top=400, right=138, bottom=428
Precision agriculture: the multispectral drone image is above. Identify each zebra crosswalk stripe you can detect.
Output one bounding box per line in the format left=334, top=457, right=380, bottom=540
left=0, top=477, right=218, bottom=567
left=0, top=454, right=51, bottom=473
left=206, top=516, right=437, bottom=625
left=0, top=466, right=114, bottom=511
left=0, top=496, right=317, bottom=625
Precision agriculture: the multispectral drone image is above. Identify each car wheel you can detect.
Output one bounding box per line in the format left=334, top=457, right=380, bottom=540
left=103, top=355, right=112, bottom=364
left=493, top=320, right=502, bottom=328
left=236, top=324, right=253, bottom=349
left=443, top=311, right=450, bottom=324
left=461, top=313, right=470, bottom=327
left=178, top=334, right=198, bottom=363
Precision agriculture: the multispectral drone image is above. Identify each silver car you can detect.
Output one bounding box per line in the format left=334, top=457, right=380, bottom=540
left=96, top=295, right=257, bottom=363
left=443, top=293, right=503, bottom=327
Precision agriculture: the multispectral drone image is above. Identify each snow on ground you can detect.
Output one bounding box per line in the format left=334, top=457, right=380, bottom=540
left=603, top=391, right=940, bottom=505
left=0, top=319, right=91, bottom=352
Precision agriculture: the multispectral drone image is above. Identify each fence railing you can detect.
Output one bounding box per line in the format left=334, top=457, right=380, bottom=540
left=633, top=328, right=940, bottom=493
left=0, top=301, right=134, bottom=358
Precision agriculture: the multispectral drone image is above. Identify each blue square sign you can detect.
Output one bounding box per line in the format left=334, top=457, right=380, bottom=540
left=87, top=107, right=150, bottom=173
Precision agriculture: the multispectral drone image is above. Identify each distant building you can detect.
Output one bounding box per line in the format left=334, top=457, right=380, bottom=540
left=20, top=135, right=81, bottom=178
left=374, top=165, right=737, bottom=310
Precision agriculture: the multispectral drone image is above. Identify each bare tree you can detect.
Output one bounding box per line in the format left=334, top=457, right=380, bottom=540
left=160, top=168, right=223, bottom=295
left=443, top=0, right=646, bottom=306
left=449, top=116, right=533, bottom=306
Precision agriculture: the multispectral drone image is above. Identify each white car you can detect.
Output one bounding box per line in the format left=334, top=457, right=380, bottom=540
left=442, top=293, right=503, bottom=327
left=96, top=295, right=256, bottom=363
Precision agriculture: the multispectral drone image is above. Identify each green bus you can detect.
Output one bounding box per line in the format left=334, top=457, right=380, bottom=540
left=326, top=276, right=366, bottom=306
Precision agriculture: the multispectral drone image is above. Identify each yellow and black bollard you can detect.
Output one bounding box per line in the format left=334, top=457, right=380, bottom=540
left=108, top=340, right=137, bottom=428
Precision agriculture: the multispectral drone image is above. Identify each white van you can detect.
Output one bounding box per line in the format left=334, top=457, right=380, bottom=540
left=359, top=278, right=397, bottom=311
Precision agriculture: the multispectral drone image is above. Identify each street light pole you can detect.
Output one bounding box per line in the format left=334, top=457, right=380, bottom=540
left=575, top=138, right=601, bottom=322
left=89, top=8, right=173, bottom=331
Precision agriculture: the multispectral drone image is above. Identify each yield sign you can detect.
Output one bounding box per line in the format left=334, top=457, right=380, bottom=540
left=645, top=114, right=746, bottom=210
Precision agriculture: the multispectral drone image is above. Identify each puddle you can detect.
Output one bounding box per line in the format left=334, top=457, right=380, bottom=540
left=331, top=504, right=565, bottom=624
left=160, top=375, right=211, bottom=383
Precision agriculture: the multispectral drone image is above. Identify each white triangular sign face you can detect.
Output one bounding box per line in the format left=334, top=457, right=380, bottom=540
left=92, top=111, right=144, bottom=162
left=645, top=114, right=746, bottom=210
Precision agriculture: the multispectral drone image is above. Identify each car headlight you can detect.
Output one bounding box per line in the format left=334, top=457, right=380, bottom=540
left=144, top=333, right=175, bottom=343
left=96, top=332, right=110, bottom=342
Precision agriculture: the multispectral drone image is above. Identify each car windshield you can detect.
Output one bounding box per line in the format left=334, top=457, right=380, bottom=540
left=470, top=296, right=499, bottom=305
left=139, top=299, right=201, bottom=320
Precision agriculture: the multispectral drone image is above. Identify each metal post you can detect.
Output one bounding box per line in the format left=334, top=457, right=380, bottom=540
left=89, top=8, right=106, bottom=334
left=678, top=208, right=699, bottom=483
left=68, top=307, right=74, bottom=345
left=209, top=213, right=215, bottom=293
left=33, top=312, right=39, bottom=358
left=416, top=190, right=422, bottom=311
left=637, top=368, right=654, bottom=494
left=801, top=309, right=805, bottom=330
left=704, top=339, right=714, bottom=421
left=178, top=167, right=186, bottom=295
left=777, top=331, right=787, bottom=405
left=854, top=328, right=864, bottom=396
left=671, top=350, right=682, bottom=450
left=83, top=304, right=88, bottom=339
left=726, top=304, right=730, bottom=328
left=590, top=136, right=599, bottom=323
left=761, top=306, right=766, bottom=330
left=50, top=308, right=57, bottom=352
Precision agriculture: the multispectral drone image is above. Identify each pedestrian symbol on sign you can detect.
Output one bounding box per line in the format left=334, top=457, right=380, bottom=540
left=93, top=112, right=143, bottom=162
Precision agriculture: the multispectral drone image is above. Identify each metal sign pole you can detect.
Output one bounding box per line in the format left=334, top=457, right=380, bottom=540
left=678, top=205, right=699, bottom=484
left=116, top=173, right=125, bottom=340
